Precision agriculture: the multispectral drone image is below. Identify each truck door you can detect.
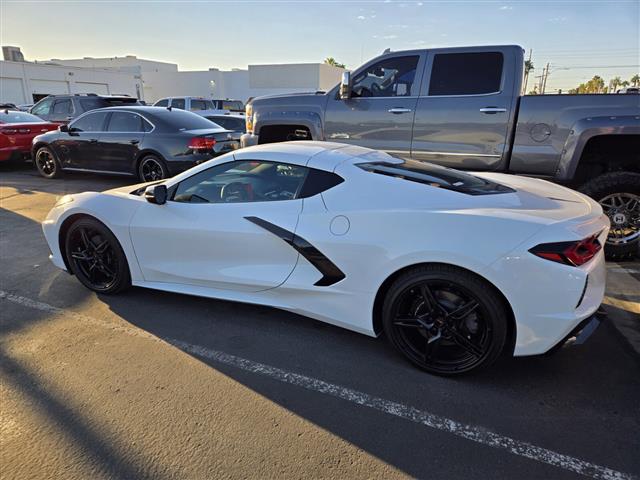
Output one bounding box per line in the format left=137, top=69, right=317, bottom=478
left=323, top=53, right=426, bottom=158
left=411, top=48, right=519, bottom=170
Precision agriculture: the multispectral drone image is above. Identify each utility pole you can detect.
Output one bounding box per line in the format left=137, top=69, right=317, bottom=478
left=523, top=48, right=532, bottom=93
left=541, top=62, right=550, bottom=94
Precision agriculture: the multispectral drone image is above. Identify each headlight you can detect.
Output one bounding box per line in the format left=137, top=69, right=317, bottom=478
left=54, top=195, right=74, bottom=207
left=245, top=103, right=253, bottom=133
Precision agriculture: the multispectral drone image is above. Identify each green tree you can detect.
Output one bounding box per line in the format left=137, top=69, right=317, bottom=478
left=621, top=80, right=630, bottom=88
left=324, top=57, right=346, bottom=69
left=572, top=75, right=606, bottom=94
left=630, top=74, right=640, bottom=87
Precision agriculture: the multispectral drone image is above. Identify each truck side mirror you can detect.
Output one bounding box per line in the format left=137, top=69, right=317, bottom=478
left=339, top=72, right=351, bottom=100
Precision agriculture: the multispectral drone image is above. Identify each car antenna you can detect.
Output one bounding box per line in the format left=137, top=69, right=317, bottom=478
left=167, top=106, right=172, bottom=111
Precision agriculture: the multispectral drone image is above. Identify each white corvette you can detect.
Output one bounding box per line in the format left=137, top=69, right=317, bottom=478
left=42, top=142, right=609, bottom=375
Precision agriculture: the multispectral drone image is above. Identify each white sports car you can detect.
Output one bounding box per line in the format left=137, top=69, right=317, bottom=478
left=42, top=142, right=609, bottom=375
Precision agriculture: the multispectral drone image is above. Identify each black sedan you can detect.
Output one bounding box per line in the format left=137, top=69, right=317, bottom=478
left=31, top=106, right=240, bottom=181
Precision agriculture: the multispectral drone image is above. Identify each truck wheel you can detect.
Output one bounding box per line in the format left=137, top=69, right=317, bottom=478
left=579, top=171, right=640, bottom=261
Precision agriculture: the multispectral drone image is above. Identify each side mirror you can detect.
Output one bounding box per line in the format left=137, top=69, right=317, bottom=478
left=59, top=124, right=69, bottom=133
left=144, top=184, right=167, bottom=205
left=339, top=71, right=351, bottom=100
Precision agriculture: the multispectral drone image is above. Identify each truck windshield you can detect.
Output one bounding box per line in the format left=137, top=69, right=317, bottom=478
left=358, top=159, right=514, bottom=195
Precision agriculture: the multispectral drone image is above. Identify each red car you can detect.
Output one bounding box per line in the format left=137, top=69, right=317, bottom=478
left=0, top=110, right=59, bottom=162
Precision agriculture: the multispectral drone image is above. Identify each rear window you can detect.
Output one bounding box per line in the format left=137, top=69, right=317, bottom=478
left=207, top=116, right=246, bottom=132
left=160, top=109, right=220, bottom=131
left=0, top=111, right=45, bottom=124
left=171, top=98, right=186, bottom=110
left=358, top=159, right=513, bottom=195
left=429, top=52, right=503, bottom=96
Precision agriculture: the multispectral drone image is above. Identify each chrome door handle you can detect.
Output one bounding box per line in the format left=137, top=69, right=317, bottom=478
left=88, top=139, right=98, bottom=143
left=388, top=108, right=412, bottom=114
left=479, top=107, right=506, bottom=114
left=129, top=139, right=140, bottom=145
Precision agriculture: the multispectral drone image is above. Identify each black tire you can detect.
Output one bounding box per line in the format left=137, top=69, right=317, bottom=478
left=65, top=217, right=131, bottom=294
left=34, top=146, right=63, bottom=179
left=578, top=171, right=640, bottom=261
left=137, top=155, right=169, bottom=182
left=382, top=265, right=508, bottom=376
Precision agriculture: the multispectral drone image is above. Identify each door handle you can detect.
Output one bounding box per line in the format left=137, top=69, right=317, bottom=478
left=129, top=139, right=140, bottom=145
left=388, top=108, right=412, bottom=114
left=88, top=139, right=98, bottom=143
left=479, top=107, right=507, bottom=114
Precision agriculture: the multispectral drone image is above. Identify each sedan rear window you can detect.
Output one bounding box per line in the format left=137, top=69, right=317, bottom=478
left=160, top=109, right=223, bottom=131
left=358, top=159, right=513, bottom=195
left=0, top=111, right=45, bottom=124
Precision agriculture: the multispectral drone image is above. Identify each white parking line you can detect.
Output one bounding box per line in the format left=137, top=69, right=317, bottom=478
left=0, top=290, right=635, bottom=480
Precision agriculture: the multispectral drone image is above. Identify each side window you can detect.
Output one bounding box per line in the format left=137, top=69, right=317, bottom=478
left=31, top=98, right=53, bottom=115
left=351, top=56, right=419, bottom=98
left=70, top=112, right=108, bottom=132
left=52, top=99, right=73, bottom=114
left=171, top=98, right=186, bottom=110
left=190, top=100, right=207, bottom=111
left=173, top=160, right=308, bottom=204
left=429, top=52, right=503, bottom=96
left=107, top=112, right=144, bottom=132
left=155, top=99, right=169, bottom=107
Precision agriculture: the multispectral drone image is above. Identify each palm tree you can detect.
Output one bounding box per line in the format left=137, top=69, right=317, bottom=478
left=630, top=74, right=640, bottom=87
left=324, top=57, right=346, bottom=69
left=610, top=76, right=622, bottom=92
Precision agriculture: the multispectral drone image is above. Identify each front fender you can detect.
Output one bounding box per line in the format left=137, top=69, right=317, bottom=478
left=556, top=115, right=640, bottom=180
left=254, top=110, right=324, bottom=140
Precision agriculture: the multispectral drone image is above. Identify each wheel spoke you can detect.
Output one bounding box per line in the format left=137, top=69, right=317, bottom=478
left=79, top=228, right=92, bottom=250
left=448, top=300, right=479, bottom=321
left=424, top=331, right=442, bottom=360
left=420, top=284, right=445, bottom=315
left=98, top=263, right=114, bottom=278
left=71, top=250, right=92, bottom=261
left=94, top=240, right=109, bottom=254
left=444, top=326, right=484, bottom=358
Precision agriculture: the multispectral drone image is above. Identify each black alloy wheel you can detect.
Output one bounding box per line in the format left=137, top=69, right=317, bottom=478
left=383, top=265, right=507, bottom=375
left=65, top=218, right=131, bottom=294
left=138, top=156, right=168, bottom=182
left=35, top=146, right=62, bottom=179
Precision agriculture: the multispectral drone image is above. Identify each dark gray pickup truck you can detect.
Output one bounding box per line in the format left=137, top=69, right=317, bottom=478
left=241, top=45, right=640, bottom=259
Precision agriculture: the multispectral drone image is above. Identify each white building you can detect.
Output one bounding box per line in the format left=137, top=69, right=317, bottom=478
left=0, top=48, right=345, bottom=105
left=0, top=58, right=143, bottom=105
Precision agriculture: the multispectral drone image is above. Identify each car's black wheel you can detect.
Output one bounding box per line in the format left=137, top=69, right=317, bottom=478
left=34, top=146, right=63, bottom=179
left=65, top=218, right=131, bottom=294
left=579, top=171, right=640, bottom=261
left=382, top=265, right=508, bottom=376
left=138, top=155, right=169, bottom=182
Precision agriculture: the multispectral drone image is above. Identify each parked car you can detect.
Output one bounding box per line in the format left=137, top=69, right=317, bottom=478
left=616, top=87, right=639, bottom=94
left=242, top=45, right=640, bottom=259
left=204, top=114, right=246, bottom=133
left=0, top=110, right=58, bottom=163
left=30, top=94, right=141, bottom=124
left=42, top=141, right=609, bottom=376
left=32, top=106, right=239, bottom=181
left=152, top=97, right=224, bottom=116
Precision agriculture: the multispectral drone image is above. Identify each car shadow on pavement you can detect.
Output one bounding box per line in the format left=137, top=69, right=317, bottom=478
left=102, top=287, right=640, bottom=478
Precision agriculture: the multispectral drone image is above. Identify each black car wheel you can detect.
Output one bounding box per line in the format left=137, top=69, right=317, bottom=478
left=34, top=146, right=63, bottom=179
left=65, top=218, right=131, bottom=294
left=138, top=155, right=168, bottom=182
left=579, top=171, right=640, bottom=260
left=382, top=265, right=508, bottom=375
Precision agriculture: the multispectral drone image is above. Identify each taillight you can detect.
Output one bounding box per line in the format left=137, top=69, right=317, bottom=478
left=1, top=127, right=31, bottom=135
left=529, top=234, right=602, bottom=266
left=188, top=136, right=216, bottom=151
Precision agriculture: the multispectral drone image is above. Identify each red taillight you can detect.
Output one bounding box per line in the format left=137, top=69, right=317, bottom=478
left=188, top=136, right=216, bottom=150
left=529, top=234, right=602, bottom=266
left=1, top=127, right=31, bottom=135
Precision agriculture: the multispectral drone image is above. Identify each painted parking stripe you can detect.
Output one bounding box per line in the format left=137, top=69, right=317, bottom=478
left=0, top=290, right=635, bottom=480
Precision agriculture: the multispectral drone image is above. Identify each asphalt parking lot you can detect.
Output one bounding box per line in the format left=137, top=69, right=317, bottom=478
left=1, top=163, right=639, bottom=480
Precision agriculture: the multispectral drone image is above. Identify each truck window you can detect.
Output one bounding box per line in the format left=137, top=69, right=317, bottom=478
left=155, top=99, right=169, bottom=107
left=351, top=56, right=419, bottom=98
left=429, top=52, right=503, bottom=96
left=190, top=99, right=208, bottom=111
left=171, top=98, right=186, bottom=110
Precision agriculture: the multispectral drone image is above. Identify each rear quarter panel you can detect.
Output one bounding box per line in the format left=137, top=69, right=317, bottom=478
left=510, top=94, right=640, bottom=177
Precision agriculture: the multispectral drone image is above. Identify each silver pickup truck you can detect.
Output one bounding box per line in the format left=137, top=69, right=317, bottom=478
left=241, top=45, right=640, bottom=259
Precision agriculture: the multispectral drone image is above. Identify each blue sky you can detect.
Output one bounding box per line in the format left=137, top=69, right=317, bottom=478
left=1, top=0, right=638, bottom=92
